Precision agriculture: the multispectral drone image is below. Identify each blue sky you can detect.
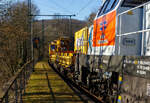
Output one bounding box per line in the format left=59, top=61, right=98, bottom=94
left=32, top=0, right=102, bottom=20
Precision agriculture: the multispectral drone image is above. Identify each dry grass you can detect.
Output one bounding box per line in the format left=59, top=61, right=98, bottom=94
left=23, top=61, right=83, bottom=103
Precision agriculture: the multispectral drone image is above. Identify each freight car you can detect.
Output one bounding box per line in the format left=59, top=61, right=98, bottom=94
left=49, top=37, right=75, bottom=75
left=49, top=0, right=150, bottom=103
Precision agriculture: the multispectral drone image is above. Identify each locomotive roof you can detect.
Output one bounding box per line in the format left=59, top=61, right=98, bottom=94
left=122, top=0, right=149, bottom=7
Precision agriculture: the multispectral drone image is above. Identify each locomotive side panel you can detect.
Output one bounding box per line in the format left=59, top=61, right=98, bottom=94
left=145, top=4, right=150, bottom=55
left=115, top=2, right=143, bottom=56
left=83, top=0, right=150, bottom=102
left=120, top=56, right=150, bottom=103
left=92, top=10, right=116, bottom=55
left=121, top=75, right=150, bottom=103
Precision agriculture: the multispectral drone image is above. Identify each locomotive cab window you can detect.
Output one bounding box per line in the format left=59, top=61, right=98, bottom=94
left=97, top=0, right=109, bottom=17
left=97, top=0, right=119, bottom=17
left=122, top=0, right=149, bottom=7
left=104, top=0, right=119, bottom=13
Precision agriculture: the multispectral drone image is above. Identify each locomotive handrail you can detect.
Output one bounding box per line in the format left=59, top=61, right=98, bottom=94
left=118, top=1, right=150, bottom=16
left=0, top=59, right=33, bottom=103
left=116, top=29, right=150, bottom=36
left=117, top=1, right=150, bottom=55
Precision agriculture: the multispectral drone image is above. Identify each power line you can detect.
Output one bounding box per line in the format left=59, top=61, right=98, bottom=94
left=30, top=14, right=75, bottom=17
left=76, top=0, right=94, bottom=16
left=30, top=14, right=75, bottom=36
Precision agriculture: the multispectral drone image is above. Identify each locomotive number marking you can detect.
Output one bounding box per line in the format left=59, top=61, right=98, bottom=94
left=137, top=70, right=146, bottom=75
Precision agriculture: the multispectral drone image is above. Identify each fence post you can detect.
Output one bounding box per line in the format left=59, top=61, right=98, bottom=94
left=5, top=92, right=8, bottom=103
left=27, top=64, right=30, bottom=80
left=15, top=80, right=18, bottom=103
left=23, top=69, right=26, bottom=93
left=19, top=73, right=23, bottom=103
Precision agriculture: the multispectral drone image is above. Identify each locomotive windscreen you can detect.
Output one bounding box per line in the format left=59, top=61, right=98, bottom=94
left=122, top=0, right=149, bottom=7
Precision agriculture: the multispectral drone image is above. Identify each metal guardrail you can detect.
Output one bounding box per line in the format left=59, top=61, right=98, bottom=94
left=0, top=60, right=33, bottom=103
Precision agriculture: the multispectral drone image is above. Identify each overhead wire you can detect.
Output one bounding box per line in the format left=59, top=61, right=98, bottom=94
left=75, top=0, right=95, bottom=16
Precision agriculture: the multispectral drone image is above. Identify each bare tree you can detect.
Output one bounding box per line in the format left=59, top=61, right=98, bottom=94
left=86, top=12, right=96, bottom=26
left=0, top=1, right=39, bottom=86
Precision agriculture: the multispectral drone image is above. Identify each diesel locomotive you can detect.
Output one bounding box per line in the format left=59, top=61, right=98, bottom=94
left=49, top=0, right=150, bottom=102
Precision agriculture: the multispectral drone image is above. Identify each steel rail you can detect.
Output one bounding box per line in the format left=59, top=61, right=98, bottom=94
left=48, top=61, right=104, bottom=103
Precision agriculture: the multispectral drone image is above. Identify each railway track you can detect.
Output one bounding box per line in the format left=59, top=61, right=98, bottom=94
left=48, top=61, right=104, bottom=103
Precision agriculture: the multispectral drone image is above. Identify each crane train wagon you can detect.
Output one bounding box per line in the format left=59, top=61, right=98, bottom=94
left=49, top=0, right=150, bottom=102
